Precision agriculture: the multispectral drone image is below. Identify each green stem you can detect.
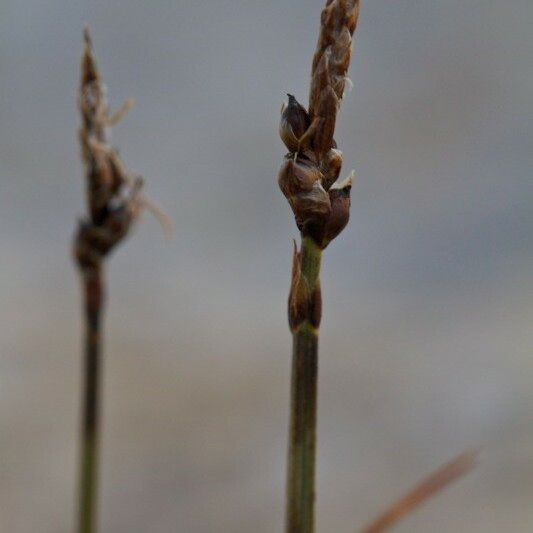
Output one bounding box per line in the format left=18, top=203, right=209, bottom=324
left=78, top=268, right=104, bottom=533
left=286, top=236, right=322, bottom=533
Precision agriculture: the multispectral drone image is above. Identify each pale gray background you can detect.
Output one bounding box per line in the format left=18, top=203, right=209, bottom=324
left=1, top=0, right=532, bottom=531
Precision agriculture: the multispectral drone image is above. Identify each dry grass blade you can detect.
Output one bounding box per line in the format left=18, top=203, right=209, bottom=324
left=360, top=449, right=480, bottom=533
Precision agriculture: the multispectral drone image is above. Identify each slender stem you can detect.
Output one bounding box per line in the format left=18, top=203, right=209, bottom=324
left=286, top=236, right=322, bottom=533
left=78, top=267, right=105, bottom=533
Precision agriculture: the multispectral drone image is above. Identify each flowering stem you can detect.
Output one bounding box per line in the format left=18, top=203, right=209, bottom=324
left=286, top=236, right=322, bottom=533
left=74, top=28, right=154, bottom=533
left=78, top=268, right=105, bottom=533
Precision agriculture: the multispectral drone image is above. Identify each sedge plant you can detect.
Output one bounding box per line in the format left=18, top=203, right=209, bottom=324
left=73, top=29, right=151, bottom=533
left=277, top=1, right=360, bottom=531
left=277, top=3, right=480, bottom=532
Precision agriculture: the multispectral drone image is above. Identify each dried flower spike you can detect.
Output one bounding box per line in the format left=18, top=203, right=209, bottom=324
left=278, top=0, right=358, bottom=250
left=75, top=27, right=143, bottom=264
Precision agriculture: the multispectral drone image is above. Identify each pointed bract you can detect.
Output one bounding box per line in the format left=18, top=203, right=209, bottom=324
left=322, top=172, right=353, bottom=246
left=280, top=94, right=311, bottom=153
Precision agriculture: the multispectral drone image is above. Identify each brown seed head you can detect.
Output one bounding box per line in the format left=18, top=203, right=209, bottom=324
left=277, top=0, right=359, bottom=249
left=75, top=29, right=145, bottom=274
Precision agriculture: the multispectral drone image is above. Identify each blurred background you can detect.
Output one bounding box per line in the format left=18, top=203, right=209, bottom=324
left=1, top=0, right=532, bottom=531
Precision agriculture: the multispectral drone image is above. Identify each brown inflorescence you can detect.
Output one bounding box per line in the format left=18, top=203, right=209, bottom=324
left=278, top=0, right=359, bottom=251
left=74, top=28, right=143, bottom=276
